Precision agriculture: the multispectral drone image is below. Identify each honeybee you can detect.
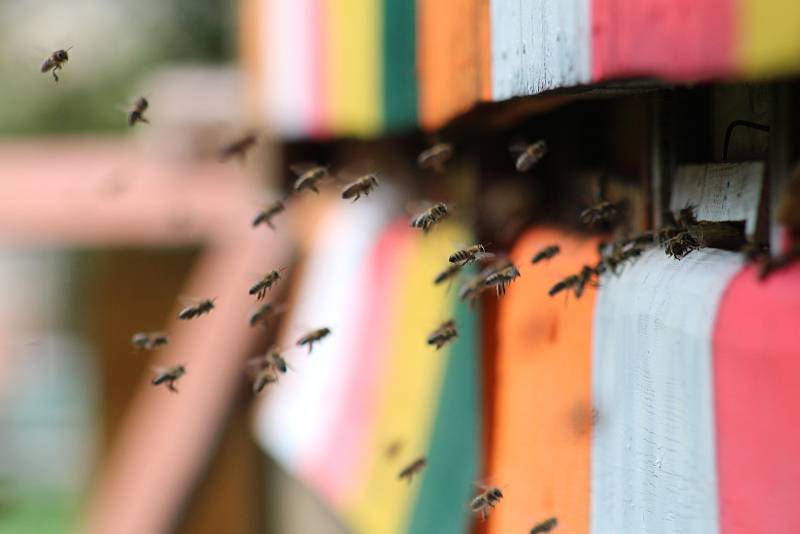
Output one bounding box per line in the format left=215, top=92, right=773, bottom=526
left=41, top=47, right=72, bottom=82
left=130, top=331, right=169, bottom=351
left=599, top=244, right=644, bottom=274
left=127, top=97, right=150, bottom=127
left=482, top=262, right=521, bottom=296
left=177, top=298, right=216, bottom=320
left=291, top=163, right=329, bottom=194
left=220, top=132, right=258, bottom=162
left=579, top=201, right=618, bottom=226
left=509, top=139, right=547, bottom=172
left=470, top=486, right=504, bottom=521
left=341, top=174, right=379, bottom=202
left=459, top=273, right=491, bottom=305
left=549, top=267, right=597, bottom=299
left=530, top=517, right=558, bottom=534
left=531, top=245, right=560, bottom=264
left=448, top=244, right=493, bottom=265
left=664, top=230, right=700, bottom=260
left=251, top=368, right=279, bottom=395
left=417, top=142, right=454, bottom=173
left=252, top=201, right=285, bottom=230
left=249, top=302, right=286, bottom=328
left=427, top=319, right=458, bottom=350
left=410, top=202, right=449, bottom=234
left=434, top=263, right=464, bottom=286
left=385, top=439, right=403, bottom=460
left=296, top=327, right=331, bottom=354
left=398, top=457, right=427, bottom=483
left=249, top=270, right=283, bottom=301
left=151, top=364, right=186, bottom=393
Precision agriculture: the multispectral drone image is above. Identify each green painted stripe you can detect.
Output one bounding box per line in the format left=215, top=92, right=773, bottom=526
left=405, top=297, right=481, bottom=534
left=382, top=0, right=418, bottom=130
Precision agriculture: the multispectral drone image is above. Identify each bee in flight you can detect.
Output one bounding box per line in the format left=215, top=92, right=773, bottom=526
left=220, top=132, right=258, bottom=162
left=130, top=331, right=169, bottom=351
left=127, top=96, right=150, bottom=126
left=341, top=174, right=379, bottom=203
left=410, top=202, right=449, bottom=234
left=482, top=262, right=521, bottom=296
left=247, top=347, right=288, bottom=394
left=449, top=244, right=494, bottom=265
left=434, top=263, right=464, bottom=287
left=531, top=245, right=560, bottom=264
left=470, top=486, right=504, bottom=521
left=252, top=201, right=285, bottom=230
left=427, top=319, right=458, bottom=350
left=417, top=142, right=454, bottom=173
left=398, top=457, right=427, bottom=483
left=291, top=163, right=329, bottom=194
left=151, top=364, right=186, bottom=393
left=177, top=298, right=216, bottom=320
left=509, top=139, right=547, bottom=172
left=548, top=265, right=596, bottom=299
left=296, top=327, right=331, bottom=354
left=249, top=270, right=283, bottom=301
left=530, top=517, right=558, bottom=534
left=251, top=368, right=279, bottom=395
left=579, top=201, right=619, bottom=226
left=41, top=47, right=72, bottom=82
left=385, top=439, right=403, bottom=460
left=249, top=302, right=286, bottom=328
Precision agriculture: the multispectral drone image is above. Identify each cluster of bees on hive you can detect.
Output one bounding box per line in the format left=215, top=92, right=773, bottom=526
left=43, top=47, right=800, bottom=531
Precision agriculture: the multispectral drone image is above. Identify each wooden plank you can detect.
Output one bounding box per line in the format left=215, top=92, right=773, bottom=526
left=488, top=228, right=599, bottom=534
left=671, top=163, right=764, bottom=238
left=591, top=248, right=742, bottom=534
left=491, top=0, right=591, bottom=101
left=738, top=0, right=800, bottom=78
left=592, top=0, right=735, bottom=81
left=714, top=263, right=800, bottom=534
left=417, top=0, right=483, bottom=130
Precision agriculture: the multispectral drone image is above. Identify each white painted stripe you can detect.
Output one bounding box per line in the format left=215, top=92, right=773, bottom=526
left=590, top=248, right=742, bottom=534
left=490, top=0, right=591, bottom=101
left=252, top=192, right=395, bottom=472
left=262, top=0, right=316, bottom=137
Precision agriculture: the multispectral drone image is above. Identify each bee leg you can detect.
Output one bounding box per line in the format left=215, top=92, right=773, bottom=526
left=140, top=116, right=150, bottom=125
left=351, top=194, right=359, bottom=203
left=52, top=68, right=59, bottom=82
left=310, top=185, right=319, bottom=194
left=168, top=381, right=178, bottom=394
left=307, top=342, right=313, bottom=355
left=266, top=219, right=275, bottom=230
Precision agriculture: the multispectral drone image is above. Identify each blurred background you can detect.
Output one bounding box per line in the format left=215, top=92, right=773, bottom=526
left=0, top=0, right=799, bottom=533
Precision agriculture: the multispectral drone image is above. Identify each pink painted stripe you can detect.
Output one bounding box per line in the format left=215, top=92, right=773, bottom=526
left=714, top=262, right=800, bottom=534
left=303, top=221, right=413, bottom=505
left=592, top=0, right=736, bottom=81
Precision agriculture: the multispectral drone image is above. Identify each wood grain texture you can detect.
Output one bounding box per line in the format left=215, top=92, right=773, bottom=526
left=491, top=0, right=591, bottom=101
left=671, top=163, right=765, bottom=237
left=591, top=248, right=742, bottom=534
left=714, top=263, right=800, bottom=534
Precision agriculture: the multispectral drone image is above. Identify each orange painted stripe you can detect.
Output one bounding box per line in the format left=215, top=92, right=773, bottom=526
left=478, top=0, right=492, bottom=101
left=487, top=228, right=599, bottom=534
left=417, top=0, right=483, bottom=130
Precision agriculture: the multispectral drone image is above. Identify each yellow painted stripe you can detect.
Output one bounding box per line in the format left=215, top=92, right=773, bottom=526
left=324, top=0, right=383, bottom=136
left=739, top=0, right=800, bottom=77
left=343, top=224, right=466, bottom=534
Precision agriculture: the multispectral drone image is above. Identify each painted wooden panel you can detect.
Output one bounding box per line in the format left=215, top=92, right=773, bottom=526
left=591, top=248, right=742, bottom=534
left=671, top=163, right=764, bottom=237
left=591, top=0, right=735, bottom=81
left=324, top=0, right=383, bottom=136
left=383, top=0, right=417, bottom=130
left=261, top=0, right=323, bottom=137
left=491, top=0, right=591, bottom=101
left=417, top=0, right=485, bottom=129
left=488, top=228, right=599, bottom=534
left=739, top=0, right=800, bottom=78
left=714, top=263, right=800, bottom=534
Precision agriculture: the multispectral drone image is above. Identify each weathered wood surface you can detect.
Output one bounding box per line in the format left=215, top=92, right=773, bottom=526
left=490, top=0, right=591, bottom=101
left=591, top=248, right=743, bottom=534
left=671, top=163, right=764, bottom=237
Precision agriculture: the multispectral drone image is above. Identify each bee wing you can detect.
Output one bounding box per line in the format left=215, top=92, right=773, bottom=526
left=334, top=158, right=377, bottom=182
left=508, top=139, right=530, bottom=154
left=289, top=162, right=322, bottom=177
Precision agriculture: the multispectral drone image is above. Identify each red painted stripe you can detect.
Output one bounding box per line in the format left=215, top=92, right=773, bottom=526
left=592, top=0, right=736, bottom=81
left=309, top=0, right=328, bottom=138
left=306, top=221, right=413, bottom=504
left=714, top=263, right=800, bottom=534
